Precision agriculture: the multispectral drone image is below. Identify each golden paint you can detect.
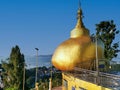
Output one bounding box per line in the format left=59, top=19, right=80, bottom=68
left=52, top=8, right=104, bottom=71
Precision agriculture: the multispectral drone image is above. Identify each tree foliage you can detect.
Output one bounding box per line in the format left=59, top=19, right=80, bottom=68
left=2, top=45, right=25, bottom=90
left=96, top=20, right=119, bottom=60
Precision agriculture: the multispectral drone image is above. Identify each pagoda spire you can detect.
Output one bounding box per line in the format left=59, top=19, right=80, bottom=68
left=70, top=0, right=89, bottom=38
left=76, top=0, right=85, bottom=28
left=78, top=0, right=81, bottom=8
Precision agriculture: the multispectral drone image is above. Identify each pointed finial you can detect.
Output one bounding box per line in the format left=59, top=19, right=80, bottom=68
left=77, top=0, right=83, bottom=20
left=77, top=0, right=83, bottom=19
left=70, top=0, right=89, bottom=38
left=78, top=0, right=81, bottom=9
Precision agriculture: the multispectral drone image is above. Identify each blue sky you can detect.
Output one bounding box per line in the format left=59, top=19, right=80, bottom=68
left=0, top=0, right=120, bottom=57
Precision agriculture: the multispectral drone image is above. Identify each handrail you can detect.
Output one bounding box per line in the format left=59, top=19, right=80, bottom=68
left=63, top=67, right=120, bottom=89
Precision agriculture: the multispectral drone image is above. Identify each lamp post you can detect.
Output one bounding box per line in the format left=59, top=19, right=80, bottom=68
left=23, top=62, right=25, bottom=90
left=95, top=35, right=99, bottom=84
left=49, top=62, right=52, bottom=90
left=35, top=48, right=39, bottom=88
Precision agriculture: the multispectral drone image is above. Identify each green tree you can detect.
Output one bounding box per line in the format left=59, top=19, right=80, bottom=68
left=52, top=72, right=62, bottom=87
left=95, top=20, right=119, bottom=69
left=2, top=45, right=25, bottom=90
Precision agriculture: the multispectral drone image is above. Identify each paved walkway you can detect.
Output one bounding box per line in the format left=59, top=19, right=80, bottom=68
left=52, top=86, right=62, bottom=90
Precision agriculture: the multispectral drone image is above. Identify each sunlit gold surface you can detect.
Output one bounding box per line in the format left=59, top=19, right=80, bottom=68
left=52, top=36, right=91, bottom=70
left=71, top=19, right=89, bottom=38
left=52, top=8, right=104, bottom=71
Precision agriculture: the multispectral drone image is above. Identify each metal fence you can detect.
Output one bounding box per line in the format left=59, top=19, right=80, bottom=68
left=64, top=67, right=120, bottom=90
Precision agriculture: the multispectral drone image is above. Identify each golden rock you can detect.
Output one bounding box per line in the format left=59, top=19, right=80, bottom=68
left=52, top=8, right=104, bottom=71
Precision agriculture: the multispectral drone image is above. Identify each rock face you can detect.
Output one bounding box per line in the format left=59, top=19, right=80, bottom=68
left=52, top=8, right=104, bottom=71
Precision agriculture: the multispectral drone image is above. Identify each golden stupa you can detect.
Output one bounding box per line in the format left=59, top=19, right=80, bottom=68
left=52, top=8, right=104, bottom=71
